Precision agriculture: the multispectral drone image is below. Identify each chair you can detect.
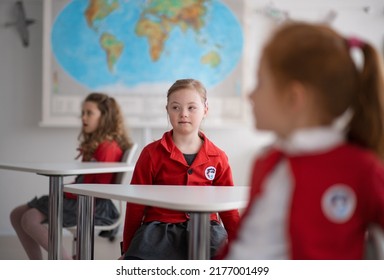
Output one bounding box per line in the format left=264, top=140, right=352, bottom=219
left=365, top=225, right=384, bottom=260
left=66, top=143, right=138, bottom=256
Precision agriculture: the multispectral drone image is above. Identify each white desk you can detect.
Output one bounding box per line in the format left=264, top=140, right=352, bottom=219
left=63, top=184, right=250, bottom=260
left=0, top=162, right=134, bottom=260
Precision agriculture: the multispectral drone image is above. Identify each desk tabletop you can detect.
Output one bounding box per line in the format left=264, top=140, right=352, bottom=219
left=0, top=162, right=134, bottom=176
left=64, top=184, right=250, bottom=212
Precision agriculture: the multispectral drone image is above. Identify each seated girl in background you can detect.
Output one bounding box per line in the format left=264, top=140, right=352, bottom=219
left=221, top=22, right=384, bottom=259
left=122, top=79, right=240, bottom=260
left=10, top=92, right=133, bottom=259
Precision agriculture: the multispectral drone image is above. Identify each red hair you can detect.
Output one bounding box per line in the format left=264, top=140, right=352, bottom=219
left=262, top=22, right=384, bottom=157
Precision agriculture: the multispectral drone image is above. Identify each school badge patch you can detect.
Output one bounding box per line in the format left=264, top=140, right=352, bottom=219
left=205, top=166, right=216, bottom=180
left=321, top=184, right=356, bottom=223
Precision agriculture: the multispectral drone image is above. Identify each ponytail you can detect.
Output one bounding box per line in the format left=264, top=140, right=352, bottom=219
left=261, top=22, right=384, bottom=158
left=348, top=43, right=384, bottom=158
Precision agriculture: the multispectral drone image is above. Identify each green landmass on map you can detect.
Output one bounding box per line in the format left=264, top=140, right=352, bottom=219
left=135, top=0, right=208, bottom=61
left=84, top=0, right=120, bottom=29
left=100, top=32, right=124, bottom=72
left=81, top=0, right=222, bottom=73
left=201, top=51, right=221, bottom=67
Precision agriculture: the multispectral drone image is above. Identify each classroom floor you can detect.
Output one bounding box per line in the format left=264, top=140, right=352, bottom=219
left=0, top=233, right=122, bottom=260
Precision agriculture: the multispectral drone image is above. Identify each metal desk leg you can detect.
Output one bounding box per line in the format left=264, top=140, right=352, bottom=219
left=76, top=195, right=95, bottom=260
left=188, top=213, right=210, bottom=260
left=48, top=176, right=63, bottom=260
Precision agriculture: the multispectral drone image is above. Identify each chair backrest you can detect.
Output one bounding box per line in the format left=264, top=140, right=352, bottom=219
left=114, top=143, right=138, bottom=184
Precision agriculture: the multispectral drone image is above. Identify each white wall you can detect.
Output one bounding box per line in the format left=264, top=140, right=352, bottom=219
left=0, top=0, right=383, bottom=236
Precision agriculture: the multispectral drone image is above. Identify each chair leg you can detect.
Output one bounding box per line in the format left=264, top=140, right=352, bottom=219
left=72, top=234, right=77, bottom=259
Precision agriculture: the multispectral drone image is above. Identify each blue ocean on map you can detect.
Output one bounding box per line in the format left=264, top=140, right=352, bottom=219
left=51, top=0, right=243, bottom=91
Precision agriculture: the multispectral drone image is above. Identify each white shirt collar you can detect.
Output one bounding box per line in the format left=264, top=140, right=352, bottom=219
left=275, top=126, right=345, bottom=155
left=275, top=108, right=352, bottom=155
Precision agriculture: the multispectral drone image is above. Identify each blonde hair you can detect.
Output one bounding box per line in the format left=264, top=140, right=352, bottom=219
left=77, top=92, right=133, bottom=161
left=262, top=22, right=384, bottom=157
left=167, top=79, right=207, bottom=106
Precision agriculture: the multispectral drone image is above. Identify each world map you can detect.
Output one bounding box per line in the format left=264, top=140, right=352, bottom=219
left=51, top=0, right=243, bottom=92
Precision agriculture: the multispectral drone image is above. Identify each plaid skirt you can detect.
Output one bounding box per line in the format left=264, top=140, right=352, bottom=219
left=123, top=220, right=228, bottom=260
left=27, top=195, right=119, bottom=228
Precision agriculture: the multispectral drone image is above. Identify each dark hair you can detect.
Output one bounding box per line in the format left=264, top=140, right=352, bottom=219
left=262, top=22, right=384, bottom=157
left=78, top=92, right=133, bottom=160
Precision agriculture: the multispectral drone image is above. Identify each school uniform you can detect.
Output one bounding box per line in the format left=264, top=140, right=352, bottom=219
left=122, top=130, right=240, bottom=259
left=223, top=127, right=384, bottom=260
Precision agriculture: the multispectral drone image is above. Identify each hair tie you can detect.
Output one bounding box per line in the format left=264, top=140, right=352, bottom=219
left=347, top=37, right=364, bottom=49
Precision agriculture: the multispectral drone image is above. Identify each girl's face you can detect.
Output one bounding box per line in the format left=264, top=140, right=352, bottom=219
left=166, top=88, right=208, bottom=135
left=81, top=101, right=101, bottom=134
left=249, top=58, right=294, bottom=138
